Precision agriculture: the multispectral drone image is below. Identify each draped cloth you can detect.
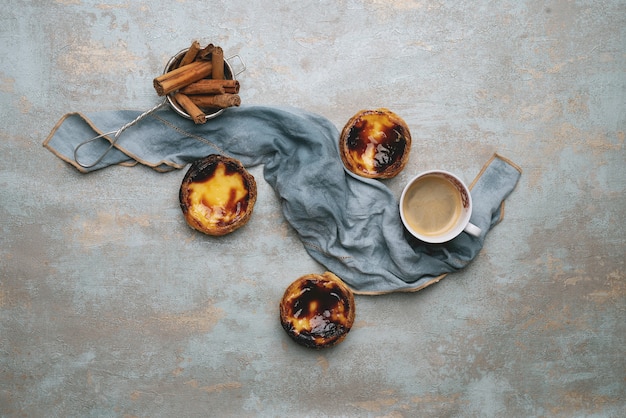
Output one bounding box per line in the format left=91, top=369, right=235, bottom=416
left=44, top=105, right=521, bottom=294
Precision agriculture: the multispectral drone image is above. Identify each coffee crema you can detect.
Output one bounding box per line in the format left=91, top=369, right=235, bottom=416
left=401, top=174, right=462, bottom=237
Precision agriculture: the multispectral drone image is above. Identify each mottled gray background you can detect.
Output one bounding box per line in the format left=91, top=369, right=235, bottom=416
left=1, top=1, right=624, bottom=417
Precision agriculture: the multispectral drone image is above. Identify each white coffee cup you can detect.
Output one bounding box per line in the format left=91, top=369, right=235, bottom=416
left=399, top=170, right=481, bottom=243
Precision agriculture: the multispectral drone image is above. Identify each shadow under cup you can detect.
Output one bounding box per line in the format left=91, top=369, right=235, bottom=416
left=399, top=170, right=481, bottom=243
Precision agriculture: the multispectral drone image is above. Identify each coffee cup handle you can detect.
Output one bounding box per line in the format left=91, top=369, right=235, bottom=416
left=464, top=222, right=482, bottom=238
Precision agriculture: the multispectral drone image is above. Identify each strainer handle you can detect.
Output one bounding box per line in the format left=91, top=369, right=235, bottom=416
left=227, top=54, right=246, bottom=77
left=73, top=100, right=167, bottom=169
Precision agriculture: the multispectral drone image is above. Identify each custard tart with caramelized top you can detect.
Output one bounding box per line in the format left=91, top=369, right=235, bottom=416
left=179, top=154, right=256, bottom=236
left=339, top=108, right=411, bottom=179
left=280, top=272, right=356, bottom=349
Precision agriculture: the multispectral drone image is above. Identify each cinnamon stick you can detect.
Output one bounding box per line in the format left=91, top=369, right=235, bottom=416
left=173, top=93, right=206, bottom=124
left=153, top=60, right=213, bottom=96
left=179, top=79, right=240, bottom=95
left=178, top=40, right=201, bottom=68
left=189, top=94, right=241, bottom=109
left=198, top=43, right=215, bottom=60
left=211, top=46, right=224, bottom=80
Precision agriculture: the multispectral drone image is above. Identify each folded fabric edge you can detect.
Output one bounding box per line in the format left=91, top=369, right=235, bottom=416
left=469, top=152, right=523, bottom=190
left=43, top=112, right=101, bottom=173
left=470, top=152, right=522, bottom=226
left=43, top=112, right=189, bottom=173
left=351, top=274, right=448, bottom=296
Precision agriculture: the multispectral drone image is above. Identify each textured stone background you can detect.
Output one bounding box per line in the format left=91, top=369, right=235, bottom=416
left=1, top=1, right=624, bottom=416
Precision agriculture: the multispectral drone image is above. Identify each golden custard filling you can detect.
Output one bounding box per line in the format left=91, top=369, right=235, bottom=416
left=345, top=112, right=408, bottom=175
left=186, top=162, right=249, bottom=227
left=282, top=275, right=353, bottom=347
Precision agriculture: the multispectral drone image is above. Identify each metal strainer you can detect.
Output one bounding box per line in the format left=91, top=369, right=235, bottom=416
left=73, top=48, right=245, bottom=169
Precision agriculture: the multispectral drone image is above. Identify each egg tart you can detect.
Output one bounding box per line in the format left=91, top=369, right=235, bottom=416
left=279, top=272, right=356, bottom=349
left=179, top=154, right=256, bottom=236
left=339, top=108, right=411, bottom=179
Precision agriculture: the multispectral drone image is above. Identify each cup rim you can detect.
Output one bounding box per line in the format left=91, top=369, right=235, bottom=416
left=399, top=169, right=473, bottom=243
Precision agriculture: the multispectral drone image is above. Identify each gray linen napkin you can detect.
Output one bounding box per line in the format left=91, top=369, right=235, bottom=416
left=44, top=105, right=521, bottom=294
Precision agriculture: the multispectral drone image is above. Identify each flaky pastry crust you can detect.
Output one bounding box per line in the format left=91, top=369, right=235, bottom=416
left=339, top=108, right=411, bottom=179
left=279, top=272, right=356, bottom=349
left=179, top=154, right=257, bottom=236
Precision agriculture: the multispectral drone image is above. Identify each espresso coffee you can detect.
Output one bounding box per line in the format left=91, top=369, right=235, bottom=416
left=401, top=174, right=462, bottom=237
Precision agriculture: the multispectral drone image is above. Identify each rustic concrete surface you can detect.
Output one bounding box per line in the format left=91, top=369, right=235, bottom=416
left=1, top=1, right=624, bottom=417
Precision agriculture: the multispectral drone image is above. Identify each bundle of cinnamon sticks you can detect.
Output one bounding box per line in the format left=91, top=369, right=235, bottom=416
left=153, top=41, right=241, bottom=124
